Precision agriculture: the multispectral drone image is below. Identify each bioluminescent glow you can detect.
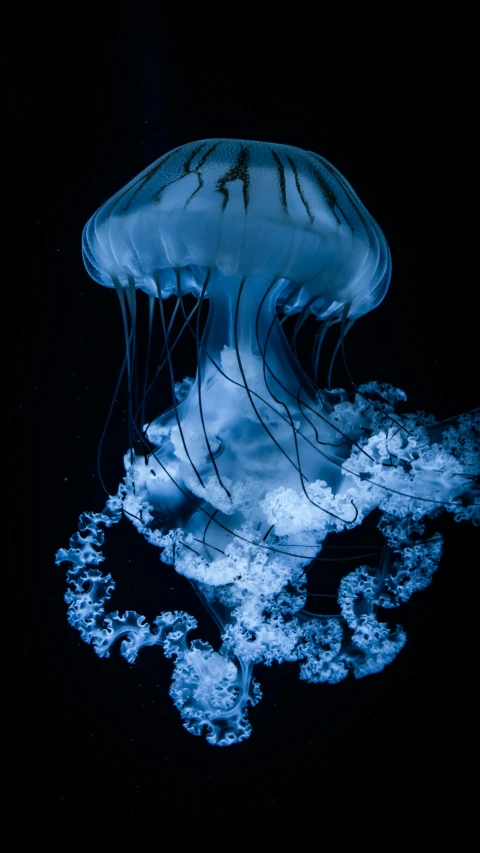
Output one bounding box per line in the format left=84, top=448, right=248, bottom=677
left=56, top=139, right=479, bottom=745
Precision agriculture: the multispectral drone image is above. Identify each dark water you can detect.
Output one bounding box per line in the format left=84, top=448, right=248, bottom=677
left=6, top=7, right=476, bottom=823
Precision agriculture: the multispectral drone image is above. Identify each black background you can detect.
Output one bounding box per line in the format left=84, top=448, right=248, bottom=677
left=6, top=5, right=477, bottom=824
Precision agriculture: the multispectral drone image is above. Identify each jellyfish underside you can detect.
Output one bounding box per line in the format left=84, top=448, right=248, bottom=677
left=57, top=140, right=479, bottom=746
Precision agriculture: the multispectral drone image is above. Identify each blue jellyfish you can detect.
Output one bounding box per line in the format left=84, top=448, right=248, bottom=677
left=56, top=139, right=479, bottom=746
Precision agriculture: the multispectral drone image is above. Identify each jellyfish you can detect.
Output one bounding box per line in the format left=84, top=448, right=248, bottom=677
left=56, top=139, right=479, bottom=746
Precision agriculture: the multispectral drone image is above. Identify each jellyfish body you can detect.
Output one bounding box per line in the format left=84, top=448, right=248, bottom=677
left=57, top=140, right=479, bottom=745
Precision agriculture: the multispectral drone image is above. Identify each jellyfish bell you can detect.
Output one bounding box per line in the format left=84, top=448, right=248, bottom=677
left=56, top=139, right=479, bottom=746
left=83, top=138, right=390, bottom=321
